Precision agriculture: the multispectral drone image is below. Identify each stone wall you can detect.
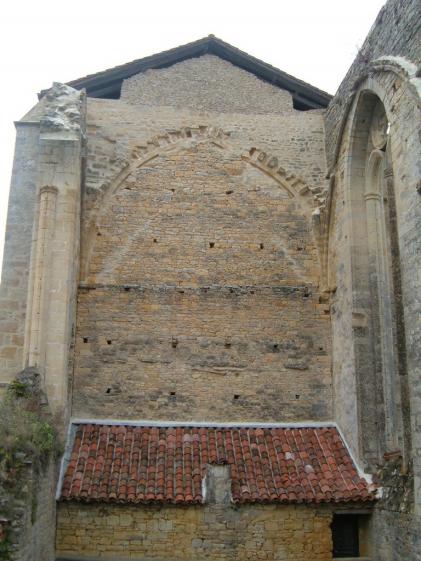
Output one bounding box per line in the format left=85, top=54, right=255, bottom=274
left=0, top=84, right=84, bottom=417
left=0, top=369, right=58, bottom=561
left=56, top=502, right=333, bottom=561
left=2, top=6, right=419, bottom=558
left=0, top=124, right=40, bottom=387
left=324, top=1, right=421, bottom=558
left=372, top=509, right=421, bottom=561
left=370, top=455, right=419, bottom=560
left=1, top=459, right=56, bottom=561
left=72, top=83, right=330, bottom=422
left=73, top=283, right=330, bottom=421
left=327, top=65, right=421, bottom=560
left=325, top=0, right=421, bottom=468
left=121, top=55, right=294, bottom=114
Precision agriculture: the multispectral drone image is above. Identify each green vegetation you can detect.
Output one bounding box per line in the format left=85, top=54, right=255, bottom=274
left=0, top=530, right=12, bottom=561
left=0, top=372, right=59, bottom=559
left=0, top=383, right=56, bottom=481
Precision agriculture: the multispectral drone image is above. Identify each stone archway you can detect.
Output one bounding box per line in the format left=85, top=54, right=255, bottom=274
left=336, top=59, right=421, bottom=470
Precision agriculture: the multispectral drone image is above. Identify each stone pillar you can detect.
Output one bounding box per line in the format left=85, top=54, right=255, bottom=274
left=365, top=148, right=402, bottom=454
left=25, top=186, right=58, bottom=367
left=383, top=164, right=411, bottom=468
left=23, top=83, right=85, bottom=418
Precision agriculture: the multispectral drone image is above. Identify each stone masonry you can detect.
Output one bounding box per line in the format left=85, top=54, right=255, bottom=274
left=56, top=503, right=333, bottom=561
left=0, top=1, right=420, bottom=559
left=322, top=0, right=421, bottom=558
left=121, top=54, right=295, bottom=114
left=72, top=63, right=330, bottom=423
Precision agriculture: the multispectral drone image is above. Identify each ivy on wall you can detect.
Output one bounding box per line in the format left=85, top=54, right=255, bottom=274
left=0, top=369, right=59, bottom=560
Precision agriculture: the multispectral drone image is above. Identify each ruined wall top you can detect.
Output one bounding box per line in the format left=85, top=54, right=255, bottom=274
left=41, top=82, right=85, bottom=134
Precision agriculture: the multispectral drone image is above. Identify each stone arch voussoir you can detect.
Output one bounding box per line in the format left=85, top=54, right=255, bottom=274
left=80, top=128, right=323, bottom=281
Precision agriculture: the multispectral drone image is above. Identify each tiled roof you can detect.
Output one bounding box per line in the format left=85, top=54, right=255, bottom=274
left=60, top=424, right=376, bottom=505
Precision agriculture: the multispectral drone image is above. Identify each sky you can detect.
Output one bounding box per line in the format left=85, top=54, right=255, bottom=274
left=0, top=0, right=386, bottom=272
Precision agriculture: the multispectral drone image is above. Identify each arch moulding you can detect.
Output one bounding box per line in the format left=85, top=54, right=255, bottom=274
left=327, top=56, right=421, bottom=178
left=80, top=126, right=324, bottom=281
left=321, top=56, right=421, bottom=271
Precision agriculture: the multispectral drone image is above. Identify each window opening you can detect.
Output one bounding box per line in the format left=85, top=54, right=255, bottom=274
left=331, top=514, right=359, bottom=558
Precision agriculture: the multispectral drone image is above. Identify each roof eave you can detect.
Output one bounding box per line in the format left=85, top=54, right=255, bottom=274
left=59, top=36, right=331, bottom=109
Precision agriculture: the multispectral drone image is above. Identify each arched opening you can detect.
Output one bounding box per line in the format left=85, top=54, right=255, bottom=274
left=347, top=91, right=410, bottom=466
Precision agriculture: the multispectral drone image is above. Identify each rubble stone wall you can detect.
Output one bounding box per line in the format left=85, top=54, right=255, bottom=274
left=1, top=460, right=56, bottom=561
left=121, top=54, right=294, bottom=114
left=56, top=502, right=333, bottom=561
left=72, top=83, right=330, bottom=422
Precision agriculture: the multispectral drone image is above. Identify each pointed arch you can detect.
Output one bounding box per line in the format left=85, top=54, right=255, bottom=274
left=80, top=129, right=321, bottom=281
left=342, top=88, right=412, bottom=468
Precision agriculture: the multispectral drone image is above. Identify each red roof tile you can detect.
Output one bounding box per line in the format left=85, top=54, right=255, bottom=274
left=60, top=424, right=376, bottom=504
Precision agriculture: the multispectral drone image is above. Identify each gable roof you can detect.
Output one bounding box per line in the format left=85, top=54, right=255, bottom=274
left=59, top=422, right=376, bottom=505
left=64, top=36, right=332, bottom=110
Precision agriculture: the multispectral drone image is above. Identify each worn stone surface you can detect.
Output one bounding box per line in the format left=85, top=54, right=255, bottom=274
left=0, top=458, right=56, bottom=561
left=71, top=96, right=330, bottom=422
left=23, top=84, right=84, bottom=418
left=372, top=509, right=421, bottom=561
left=41, top=82, right=85, bottom=133
left=0, top=125, right=39, bottom=387
left=329, top=63, right=420, bottom=472
left=74, top=285, right=330, bottom=421
left=56, top=503, right=333, bottom=561
left=121, top=55, right=294, bottom=114
left=325, top=1, right=421, bottom=556
left=0, top=369, right=57, bottom=561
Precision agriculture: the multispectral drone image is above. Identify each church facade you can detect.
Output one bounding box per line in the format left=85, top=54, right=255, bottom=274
left=0, top=0, right=420, bottom=559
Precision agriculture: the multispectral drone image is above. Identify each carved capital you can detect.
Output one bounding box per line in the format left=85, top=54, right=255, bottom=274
left=39, top=185, right=59, bottom=197
left=364, top=191, right=382, bottom=202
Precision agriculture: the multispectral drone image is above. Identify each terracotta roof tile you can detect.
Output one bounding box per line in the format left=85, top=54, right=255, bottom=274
left=60, top=424, right=376, bottom=505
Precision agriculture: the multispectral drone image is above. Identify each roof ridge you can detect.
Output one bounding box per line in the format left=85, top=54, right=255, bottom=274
left=46, top=36, right=332, bottom=109
left=67, top=36, right=212, bottom=87
left=207, top=35, right=332, bottom=99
